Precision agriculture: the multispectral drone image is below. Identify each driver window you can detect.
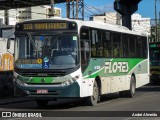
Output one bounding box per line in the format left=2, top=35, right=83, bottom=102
left=81, top=41, right=90, bottom=70
left=80, top=27, right=90, bottom=71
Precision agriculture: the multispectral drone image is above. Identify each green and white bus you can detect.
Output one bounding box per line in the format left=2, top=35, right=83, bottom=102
left=9, top=18, right=150, bottom=106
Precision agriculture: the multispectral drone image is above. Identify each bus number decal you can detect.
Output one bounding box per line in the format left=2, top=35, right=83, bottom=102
left=104, top=61, right=129, bottom=74
left=94, top=66, right=100, bottom=70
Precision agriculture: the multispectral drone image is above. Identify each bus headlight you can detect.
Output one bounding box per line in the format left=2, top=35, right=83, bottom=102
left=16, top=79, right=25, bottom=86
left=13, top=71, right=18, bottom=78
left=61, top=76, right=79, bottom=86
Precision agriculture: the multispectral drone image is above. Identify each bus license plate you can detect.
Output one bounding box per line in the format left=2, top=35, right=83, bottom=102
left=37, top=89, right=48, bottom=94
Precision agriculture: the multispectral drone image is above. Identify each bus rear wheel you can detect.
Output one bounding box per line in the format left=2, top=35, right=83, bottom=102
left=126, top=76, right=136, bottom=97
left=36, top=99, right=48, bottom=106
left=86, top=80, right=100, bottom=106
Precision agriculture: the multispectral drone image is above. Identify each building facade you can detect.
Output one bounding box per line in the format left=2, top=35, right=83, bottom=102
left=0, top=6, right=61, bottom=25
left=90, top=12, right=151, bottom=35
left=90, top=12, right=121, bottom=25
left=131, top=14, right=151, bottom=34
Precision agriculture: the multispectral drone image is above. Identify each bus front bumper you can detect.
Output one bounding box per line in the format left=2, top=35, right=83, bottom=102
left=15, top=80, right=80, bottom=98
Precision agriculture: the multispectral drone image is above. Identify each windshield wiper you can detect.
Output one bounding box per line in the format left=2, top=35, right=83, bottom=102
left=27, top=32, right=38, bottom=50
left=49, top=32, right=63, bottom=50
left=49, top=32, right=63, bottom=57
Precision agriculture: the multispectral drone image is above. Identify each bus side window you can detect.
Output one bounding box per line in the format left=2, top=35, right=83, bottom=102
left=129, top=35, right=136, bottom=58
left=103, top=31, right=112, bottom=57
left=80, top=27, right=90, bottom=71
left=80, top=41, right=90, bottom=70
left=123, top=34, right=129, bottom=58
left=97, top=30, right=103, bottom=57
left=113, top=44, right=119, bottom=57
left=136, top=37, right=142, bottom=58
left=91, top=30, right=97, bottom=57
left=113, top=32, right=121, bottom=57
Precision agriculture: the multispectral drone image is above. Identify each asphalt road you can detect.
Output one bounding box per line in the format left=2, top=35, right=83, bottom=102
left=1, top=83, right=160, bottom=120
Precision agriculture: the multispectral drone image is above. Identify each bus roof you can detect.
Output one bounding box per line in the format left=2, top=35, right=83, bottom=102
left=17, top=18, right=148, bottom=37
left=76, top=20, right=148, bottom=37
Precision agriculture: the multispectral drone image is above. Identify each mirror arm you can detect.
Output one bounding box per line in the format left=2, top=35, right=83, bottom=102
left=7, top=49, right=14, bottom=56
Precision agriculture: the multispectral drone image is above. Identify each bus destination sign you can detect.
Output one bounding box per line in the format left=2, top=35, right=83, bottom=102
left=150, top=43, right=160, bottom=48
left=23, top=23, right=67, bottom=30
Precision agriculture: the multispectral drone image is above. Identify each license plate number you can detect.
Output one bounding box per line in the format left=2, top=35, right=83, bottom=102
left=37, top=89, right=48, bottom=94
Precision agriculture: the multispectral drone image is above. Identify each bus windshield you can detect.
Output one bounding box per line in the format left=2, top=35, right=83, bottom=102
left=15, top=33, right=79, bottom=69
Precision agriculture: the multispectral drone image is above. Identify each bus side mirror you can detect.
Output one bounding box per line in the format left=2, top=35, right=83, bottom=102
left=7, top=38, right=11, bottom=49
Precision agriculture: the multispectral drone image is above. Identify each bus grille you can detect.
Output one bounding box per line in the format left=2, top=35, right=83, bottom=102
left=21, top=71, right=66, bottom=77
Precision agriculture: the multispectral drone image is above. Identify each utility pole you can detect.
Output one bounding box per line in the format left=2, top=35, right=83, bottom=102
left=4, top=10, right=9, bottom=25
left=82, top=0, right=84, bottom=20
left=159, top=11, right=160, bottom=41
left=72, top=0, right=74, bottom=19
left=155, top=0, right=158, bottom=42
left=66, top=0, right=84, bottom=20
left=159, top=11, right=160, bottom=24
left=76, top=0, right=78, bottom=19
left=50, top=0, right=54, bottom=17
left=66, top=0, right=70, bottom=18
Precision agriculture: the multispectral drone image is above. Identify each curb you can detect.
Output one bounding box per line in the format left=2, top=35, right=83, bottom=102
left=0, top=97, right=33, bottom=105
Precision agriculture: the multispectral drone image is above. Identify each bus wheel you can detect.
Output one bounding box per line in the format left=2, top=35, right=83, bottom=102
left=36, top=99, right=48, bottom=106
left=126, top=76, right=136, bottom=98
left=87, top=80, right=99, bottom=106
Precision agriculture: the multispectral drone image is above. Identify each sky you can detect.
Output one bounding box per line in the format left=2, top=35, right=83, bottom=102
left=56, top=0, right=160, bottom=20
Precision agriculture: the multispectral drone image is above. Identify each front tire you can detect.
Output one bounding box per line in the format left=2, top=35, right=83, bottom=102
left=86, top=80, right=100, bottom=106
left=126, top=76, right=136, bottom=97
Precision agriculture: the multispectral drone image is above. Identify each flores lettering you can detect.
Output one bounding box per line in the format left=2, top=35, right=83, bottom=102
left=104, top=61, right=129, bottom=73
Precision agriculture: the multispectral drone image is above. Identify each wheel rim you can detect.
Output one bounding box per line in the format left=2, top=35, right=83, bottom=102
left=92, top=82, right=99, bottom=101
left=131, top=78, right=135, bottom=95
